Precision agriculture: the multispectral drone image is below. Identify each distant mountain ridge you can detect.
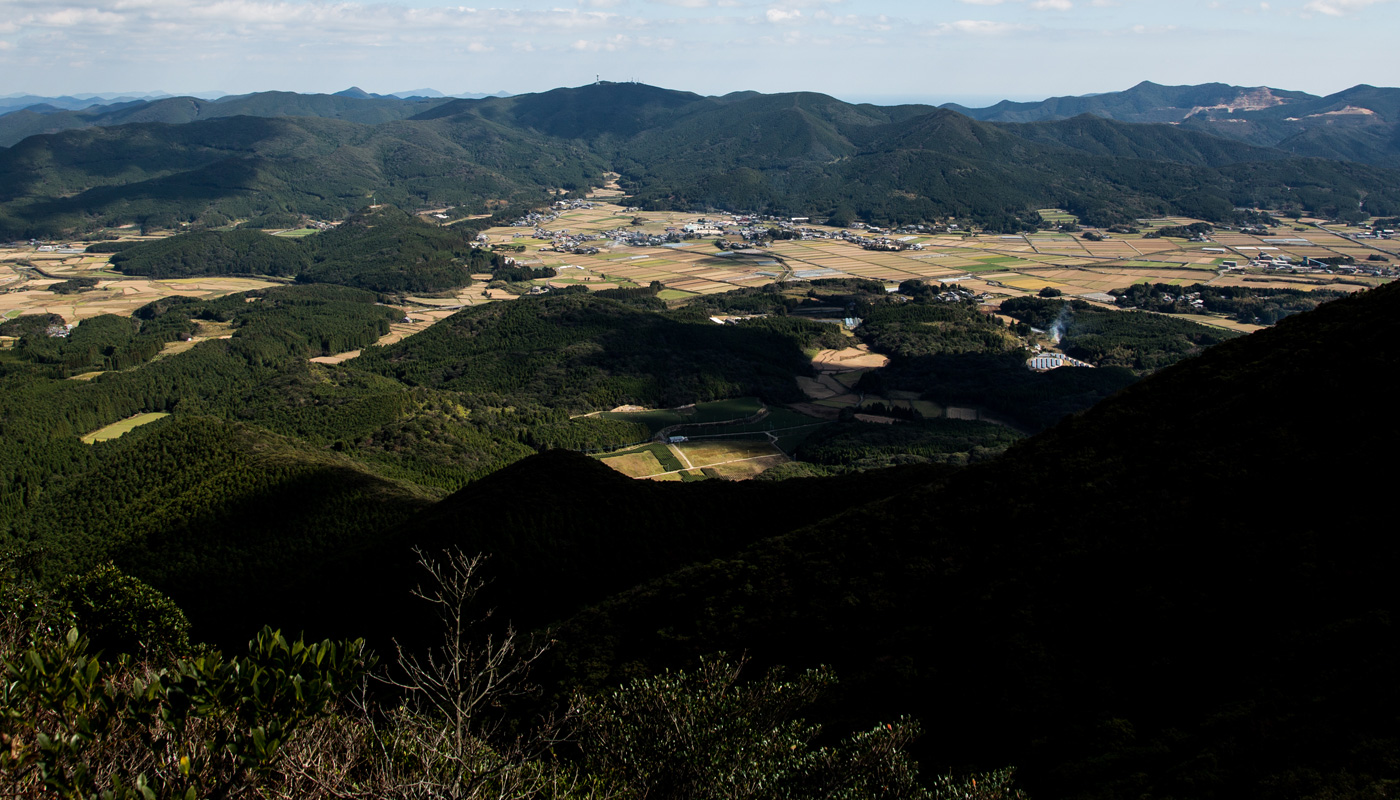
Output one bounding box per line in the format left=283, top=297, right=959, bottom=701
left=942, top=80, right=1318, bottom=123
left=4, top=80, right=1400, bottom=239
left=948, top=80, right=1400, bottom=167
left=0, top=88, right=510, bottom=146
left=0, top=91, right=462, bottom=146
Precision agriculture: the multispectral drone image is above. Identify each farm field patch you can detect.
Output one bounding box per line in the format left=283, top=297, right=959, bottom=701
left=80, top=412, right=171, bottom=444
left=672, top=439, right=790, bottom=480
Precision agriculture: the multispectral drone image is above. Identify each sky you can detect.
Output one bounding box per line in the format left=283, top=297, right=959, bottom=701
left=1, top=0, right=1396, bottom=106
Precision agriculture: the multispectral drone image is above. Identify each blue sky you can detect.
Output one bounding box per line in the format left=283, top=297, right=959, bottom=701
left=1, top=0, right=1395, bottom=105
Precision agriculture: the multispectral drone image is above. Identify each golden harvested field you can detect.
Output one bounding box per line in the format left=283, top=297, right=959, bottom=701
left=672, top=440, right=790, bottom=479
left=812, top=347, right=890, bottom=371
left=1, top=243, right=281, bottom=325
left=489, top=205, right=1391, bottom=306
left=1210, top=275, right=1376, bottom=291
left=600, top=450, right=668, bottom=479
left=597, top=439, right=789, bottom=480
left=11, top=206, right=1382, bottom=349
left=1174, top=314, right=1264, bottom=334
left=80, top=412, right=171, bottom=444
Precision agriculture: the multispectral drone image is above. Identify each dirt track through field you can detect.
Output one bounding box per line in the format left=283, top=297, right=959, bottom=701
left=637, top=453, right=786, bottom=479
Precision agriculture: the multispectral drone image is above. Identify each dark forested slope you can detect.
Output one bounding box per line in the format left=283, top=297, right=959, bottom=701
left=9, top=415, right=435, bottom=644
left=534, top=281, right=1400, bottom=799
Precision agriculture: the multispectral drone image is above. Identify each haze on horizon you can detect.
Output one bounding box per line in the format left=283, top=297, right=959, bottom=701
left=1, top=0, right=1396, bottom=108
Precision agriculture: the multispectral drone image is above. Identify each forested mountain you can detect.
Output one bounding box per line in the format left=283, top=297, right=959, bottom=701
left=1001, top=114, right=1290, bottom=167
left=0, top=112, right=605, bottom=236
left=0, top=93, right=173, bottom=116
left=0, top=91, right=458, bottom=147
left=944, top=80, right=1317, bottom=123
left=5, top=81, right=1400, bottom=238
left=110, top=206, right=506, bottom=292
left=949, top=80, right=1400, bottom=169
left=351, top=290, right=847, bottom=410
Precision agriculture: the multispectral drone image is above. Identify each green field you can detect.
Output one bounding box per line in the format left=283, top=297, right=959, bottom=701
left=665, top=406, right=829, bottom=459
left=80, top=412, right=170, bottom=444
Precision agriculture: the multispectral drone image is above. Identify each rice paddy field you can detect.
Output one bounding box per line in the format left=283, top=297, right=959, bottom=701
left=8, top=204, right=1390, bottom=350
left=477, top=204, right=1390, bottom=310
left=591, top=397, right=828, bottom=480
left=597, top=438, right=792, bottom=481
left=0, top=239, right=282, bottom=325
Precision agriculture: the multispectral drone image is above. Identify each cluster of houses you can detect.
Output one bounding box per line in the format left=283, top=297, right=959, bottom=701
left=4, top=240, right=86, bottom=254
left=502, top=210, right=969, bottom=256
left=1157, top=291, right=1209, bottom=310
left=1245, top=254, right=1397, bottom=278
left=1351, top=227, right=1395, bottom=240
left=526, top=226, right=609, bottom=253
left=509, top=209, right=564, bottom=229
left=934, top=284, right=990, bottom=304
left=550, top=200, right=598, bottom=212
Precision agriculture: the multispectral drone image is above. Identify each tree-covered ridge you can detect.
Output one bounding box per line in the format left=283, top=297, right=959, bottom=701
left=7, top=415, right=435, bottom=642
left=794, top=418, right=1023, bottom=468
left=110, top=206, right=507, bottom=293
left=111, top=229, right=309, bottom=278
left=297, top=206, right=503, bottom=292
left=1111, top=281, right=1350, bottom=324
left=0, top=114, right=606, bottom=238
left=998, top=296, right=1240, bottom=371
left=0, top=311, right=195, bottom=377
left=351, top=292, right=845, bottom=411
left=942, top=80, right=1320, bottom=125
left=857, top=301, right=1023, bottom=359
left=0, top=90, right=460, bottom=147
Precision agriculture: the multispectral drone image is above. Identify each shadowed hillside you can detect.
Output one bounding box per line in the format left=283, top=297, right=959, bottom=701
left=532, top=281, right=1400, bottom=799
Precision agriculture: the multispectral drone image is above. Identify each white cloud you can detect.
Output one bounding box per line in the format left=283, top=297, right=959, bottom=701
left=1030, top=0, right=1073, bottom=9
left=956, top=0, right=1009, bottom=4
left=765, top=8, right=802, bottom=22
left=1304, top=0, right=1389, bottom=14
left=929, top=19, right=1035, bottom=35
left=823, top=11, right=895, bottom=30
